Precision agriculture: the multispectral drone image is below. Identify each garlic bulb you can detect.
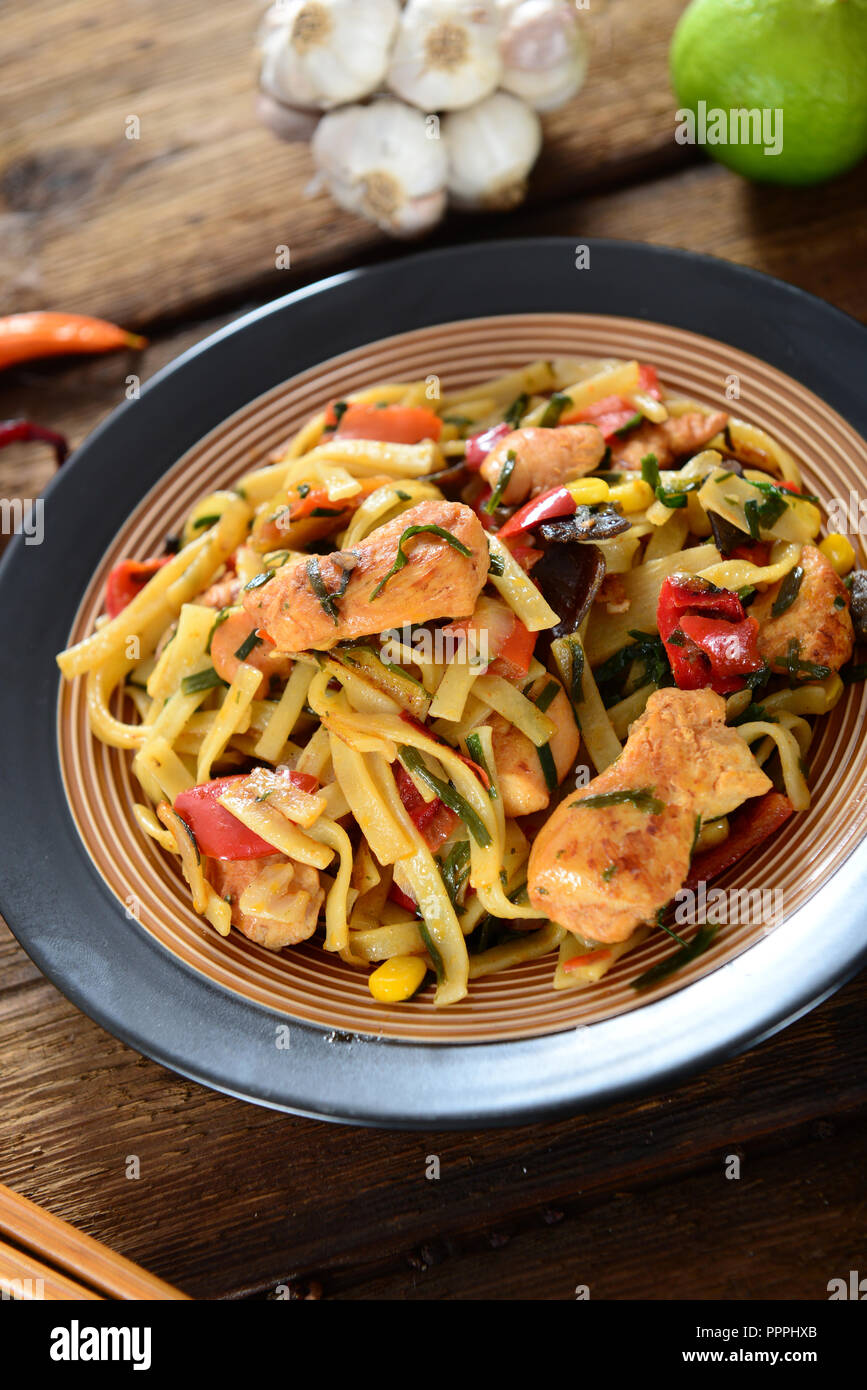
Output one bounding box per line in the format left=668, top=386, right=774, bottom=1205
left=256, top=92, right=321, bottom=143
left=387, top=0, right=503, bottom=112
left=312, top=99, right=448, bottom=236
left=497, top=0, right=588, bottom=112
left=443, top=90, right=542, bottom=209
left=260, top=0, right=402, bottom=111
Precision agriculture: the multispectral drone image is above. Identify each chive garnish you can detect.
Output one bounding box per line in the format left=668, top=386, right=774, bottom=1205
left=464, top=732, right=498, bottom=799
left=192, top=513, right=221, bottom=530
left=504, top=393, right=529, bottom=428
left=370, top=525, right=471, bottom=601
left=613, top=411, right=643, bottom=437
left=181, top=667, right=226, bottom=695
left=631, top=923, right=719, bottom=991
left=572, top=787, right=665, bottom=814
left=540, top=392, right=571, bottom=428
left=771, top=565, right=804, bottom=618
left=398, top=746, right=491, bottom=848
left=206, top=606, right=231, bottom=654
left=244, top=570, right=275, bottom=592
left=310, top=507, right=344, bottom=518
left=438, top=840, right=472, bottom=910
left=484, top=450, right=516, bottom=513
left=234, top=630, right=262, bottom=662
left=306, top=556, right=352, bottom=625
left=418, top=920, right=445, bottom=983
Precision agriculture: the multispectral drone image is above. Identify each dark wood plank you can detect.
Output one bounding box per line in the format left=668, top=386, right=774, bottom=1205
left=2, top=914, right=865, bottom=1299
left=0, top=0, right=693, bottom=327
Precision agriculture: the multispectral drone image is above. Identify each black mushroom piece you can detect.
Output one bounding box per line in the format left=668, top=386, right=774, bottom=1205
left=849, top=571, right=867, bottom=643
left=537, top=504, right=631, bottom=545
left=532, top=542, right=606, bottom=656
left=707, top=508, right=753, bottom=556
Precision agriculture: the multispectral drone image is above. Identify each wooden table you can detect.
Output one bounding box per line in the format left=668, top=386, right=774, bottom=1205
left=1, top=0, right=865, bottom=1300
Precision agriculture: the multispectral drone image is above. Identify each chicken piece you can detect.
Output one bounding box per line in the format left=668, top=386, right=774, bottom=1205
left=198, top=574, right=242, bottom=609
left=750, top=544, right=853, bottom=676
left=209, top=607, right=294, bottom=698
left=480, top=425, right=607, bottom=506
left=528, top=688, right=772, bottom=942
left=206, top=854, right=323, bottom=950
left=244, top=500, right=488, bottom=652
left=484, top=682, right=580, bottom=816
left=613, top=411, right=728, bottom=470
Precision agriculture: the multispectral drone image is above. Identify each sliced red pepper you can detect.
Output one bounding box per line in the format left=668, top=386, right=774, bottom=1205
left=638, top=364, right=661, bottom=399
left=497, top=485, right=577, bottom=540
left=729, top=540, right=771, bottom=566
left=685, top=791, right=794, bottom=892
left=324, top=401, right=442, bottom=444
left=173, top=770, right=320, bottom=860
left=776, top=481, right=801, bottom=494
left=657, top=574, right=764, bottom=695
left=389, top=882, right=420, bottom=915
left=465, top=421, right=512, bottom=468
left=504, top=541, right=543, bottom=572
left=562, top=947, right=613, bottom=973
left=105, top=556, right=171, bottom=619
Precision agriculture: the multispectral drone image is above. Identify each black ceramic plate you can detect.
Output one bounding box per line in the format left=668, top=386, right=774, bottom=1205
left=2, top=238, right=866, bottom=1128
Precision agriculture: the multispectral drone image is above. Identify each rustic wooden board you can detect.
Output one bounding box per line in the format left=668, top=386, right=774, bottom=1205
left=2, top=916, right=865, bottom=1300
left=0, top=0, right=694, bottom=327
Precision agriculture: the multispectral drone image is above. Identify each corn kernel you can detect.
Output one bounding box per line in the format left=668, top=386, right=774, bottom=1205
left=608, top=478, right=655, bottom=513
left=368, top=955, right=428, bottom=1003
left=566, top=478, right=610, bottom=505
left=819, top=533, right=856, bottom=577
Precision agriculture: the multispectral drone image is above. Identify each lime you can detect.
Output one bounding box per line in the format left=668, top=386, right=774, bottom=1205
left=670, top=0, right=867, bottom=184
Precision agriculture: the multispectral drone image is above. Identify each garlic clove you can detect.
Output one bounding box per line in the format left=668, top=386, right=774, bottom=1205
left=497, top=0, right=588, bottom=112
left=260, top=0, right=402, bottom=111
left=387, top=0, right=503, bottom=112
left=442, top=89, right=542, bottom=210
left=312, top=98, right=448, bottom=237
left=256, top=91, right=321, bottom=143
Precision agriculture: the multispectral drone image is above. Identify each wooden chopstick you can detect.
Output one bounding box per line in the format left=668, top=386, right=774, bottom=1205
left=0, top=1238, right=102, bottom=1301
left=0, top=1183, right=189, bottom=1301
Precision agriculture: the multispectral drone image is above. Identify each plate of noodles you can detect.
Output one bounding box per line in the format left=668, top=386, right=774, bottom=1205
left=2, top=239, right=866, bottom=1127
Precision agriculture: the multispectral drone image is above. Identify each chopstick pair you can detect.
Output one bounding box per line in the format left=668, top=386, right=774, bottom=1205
left=0, top=1182, right=189, bottom=1300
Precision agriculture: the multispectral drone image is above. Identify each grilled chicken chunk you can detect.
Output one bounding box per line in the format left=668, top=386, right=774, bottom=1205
left=613, top=411, right=728, bottom=470
left=206, top=854, right=323, bottom=950
left=480, top=425, right=607, bottom=506
left=244, top=500, right=488, bottom=652
left=483, top=681, right=580, bottom=817
left=750, top=544, right=853, bottom=675
left=209, top=608, right=294, bottom=698
left=528, top=688, right=772, bottom=942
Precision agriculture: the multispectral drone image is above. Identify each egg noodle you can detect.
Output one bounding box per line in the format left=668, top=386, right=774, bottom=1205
left=57, top=356, right=855, bottom=1007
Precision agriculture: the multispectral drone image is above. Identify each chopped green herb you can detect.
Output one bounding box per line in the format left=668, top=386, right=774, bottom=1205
left=484, top=450, right=516, bottom=513
left=631, top=923, right=719, bottom=991
left=613, top=411, right=643, bottom=437
left=181, top=666, right=226, bottom=695
left=465, top=732, right=498, bottom=799
left=310, top=506, right=344, bottom=518
left=297, top=482, right=310, bottom=499
left=398, top=746, right=491, bottom=848
left=771, top=565, right=804, bottom=618
left=572, top=787, right=665, bottom=814
left=540, top=392, right=571, bottom=428
left=601, top=864, right=618, bottom=882
left=234, top=630, right=262, bottom=662
left=690, top=814, right=702, bottom=855
left=206, top=606, right=231, bottom=655
left=418, top=921, right=445, bottom=982
left=833, top=595, right=847, bottom=610
left=438, top=840, right=472, bottom=911
left=306, top=555, right=352, bottom=625
left=370, top=525, right=471, bottom=601
left=504, top=393, right=529, bottom=428
left=640, top=453, right=661, bottom=492
left=394, top=489, right=411, bottom=501
left=192, top=513, right=221, bottom=530
left=244, top=570, right=275, bottom=592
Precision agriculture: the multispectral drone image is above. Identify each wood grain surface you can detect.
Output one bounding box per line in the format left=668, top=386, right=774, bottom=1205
left=1, top=0, right=866, bottom=1301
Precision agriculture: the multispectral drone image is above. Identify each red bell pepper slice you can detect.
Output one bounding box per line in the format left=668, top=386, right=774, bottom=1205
left=465, top=421, right=512, bottom=468
left=105, top=556, right=171, bottom=619
left=685, top=791, right=794, bottom=891
left=497, top=485, right=577, bottom=540
left=562, top=947, right=613, bottom=973
left=657, top=574, right=764, bottom=695
left=173, top=770, right=320, bottom=860
left=324, top=402, right=442, bottom=444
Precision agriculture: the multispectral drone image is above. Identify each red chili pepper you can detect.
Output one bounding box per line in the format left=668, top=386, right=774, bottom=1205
left=638, top=364, right=661, bottom=399
left=465, top=421, right=512, bottom=468
left=657, top=574, right=764, bottom=695
left=0, top=419, right=69, bottom=466
left=389, top=882, right=420, bottom=915
left=685, top=791, right=794, bottom=891
left=173, top=771, right=320, bottom=860
left=504, top=542, right=543, bottom=572
left=497, top=485, right=577, bottom=540
left=324, top=401, right=442, bottom=444
left=0, top=312, right=147, bottom=371
left=776, top=481, right=801, bottom=494
left=104, top=556, right=172, bottom=618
